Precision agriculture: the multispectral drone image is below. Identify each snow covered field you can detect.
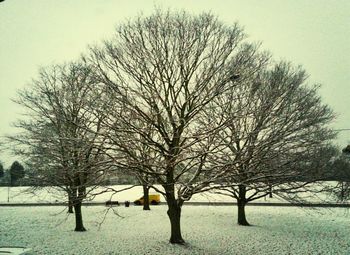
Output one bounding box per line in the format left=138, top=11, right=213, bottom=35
left=0, top=205, right=349, bottom=254
left=0, top=184, right=336, bottom=204
left=0, top=185, right=260, bottom=203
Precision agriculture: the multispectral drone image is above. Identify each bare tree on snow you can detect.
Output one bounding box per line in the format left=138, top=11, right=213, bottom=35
left=9, top=61, right=115, bottom=231
left=207, top=62, right=335, bottom=225
left=87, top=10, right=264, bottom=243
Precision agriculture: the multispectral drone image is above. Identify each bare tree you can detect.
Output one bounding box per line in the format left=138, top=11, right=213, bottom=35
left=87, top=10, right=264, bottom=243
left=9, top=61, right=113, bottom=231
left=208, top=62, right=335, bottom=225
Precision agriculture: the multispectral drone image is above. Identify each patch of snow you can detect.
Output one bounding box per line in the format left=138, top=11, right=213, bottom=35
left=0, top=246, right=32, bottom=255
left=0, top=205, right=349, bottom=254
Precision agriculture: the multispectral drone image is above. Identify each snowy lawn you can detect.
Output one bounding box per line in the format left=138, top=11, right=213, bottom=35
left=0, top=205, right=349, bottom=254
left=0, top=184, right=337, bottom=204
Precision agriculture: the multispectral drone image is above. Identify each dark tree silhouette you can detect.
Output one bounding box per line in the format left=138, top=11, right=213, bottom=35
left=343, top=145, right=350, bottom=155
left=10, top=161, right=25, bottom=186
left=332, top=145, right=350, bottom=201
left=0, top=162, right=4, bottom=178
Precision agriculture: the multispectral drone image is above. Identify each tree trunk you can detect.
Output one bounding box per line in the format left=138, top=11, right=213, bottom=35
left=237, top=200, right=249, bottom=226
left=68, top=192, right=74, bottom=213
left=166, top=198, right=184, bottom=244
left=237, top=184, right=250, bottom=226
left=164, top=176, right=185, bottom=244
left=143, top=184, right=150, bottom=210
left=74, top=201, right=86, bottom=231
left=269, top=185, right=273, bottom=198
left=163, top=159, right=185, bottom=244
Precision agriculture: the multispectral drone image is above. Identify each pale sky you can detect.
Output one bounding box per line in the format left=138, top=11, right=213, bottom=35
left=0, top=0, right=349, bottom=166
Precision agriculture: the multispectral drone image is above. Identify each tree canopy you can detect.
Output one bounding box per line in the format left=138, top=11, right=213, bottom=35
left=8, top=9, right=337, bottom=244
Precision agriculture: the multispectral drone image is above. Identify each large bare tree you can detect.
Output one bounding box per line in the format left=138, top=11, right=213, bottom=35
left=88, top=10, right=265, bottom=243
left=208, top=62, right=335, bottom=225
left=10, top=61, right=113, bottom=231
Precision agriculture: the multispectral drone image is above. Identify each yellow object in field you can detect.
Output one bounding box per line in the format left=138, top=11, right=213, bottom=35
left=134, top=194, right=160, bottom=205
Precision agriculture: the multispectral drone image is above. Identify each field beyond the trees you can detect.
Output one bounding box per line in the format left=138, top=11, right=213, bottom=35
left=0, top=184, right=337, bottom=204
left=0, top=205, right=349, bottom=255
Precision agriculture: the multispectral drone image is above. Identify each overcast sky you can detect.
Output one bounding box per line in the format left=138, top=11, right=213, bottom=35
left=0, top=0, right=349, bottom=166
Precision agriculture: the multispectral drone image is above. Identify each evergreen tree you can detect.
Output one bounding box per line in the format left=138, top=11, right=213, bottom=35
left=10, top=161, right=25, bottom=186
left=0, top=162, right=4, bottom=178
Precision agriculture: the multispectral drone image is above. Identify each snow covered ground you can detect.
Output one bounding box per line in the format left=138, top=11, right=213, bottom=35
left=0, top=183, right=337, bottom=204
left=0, top=185, right=257, bottom=203
left=0, top=205, right=349, bottom=254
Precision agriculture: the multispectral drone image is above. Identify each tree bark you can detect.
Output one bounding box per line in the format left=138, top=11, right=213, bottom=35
left=68, top=192, right=74, bottom=213
left=74, top=201, right=86, bottom=231
left=164, top=173, right=185, bottom=244
left=143, top=184, right=150, bottom=210
left=166, top=197, right=184, bottom=244
left=237, top=184, right=250, bottom=226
